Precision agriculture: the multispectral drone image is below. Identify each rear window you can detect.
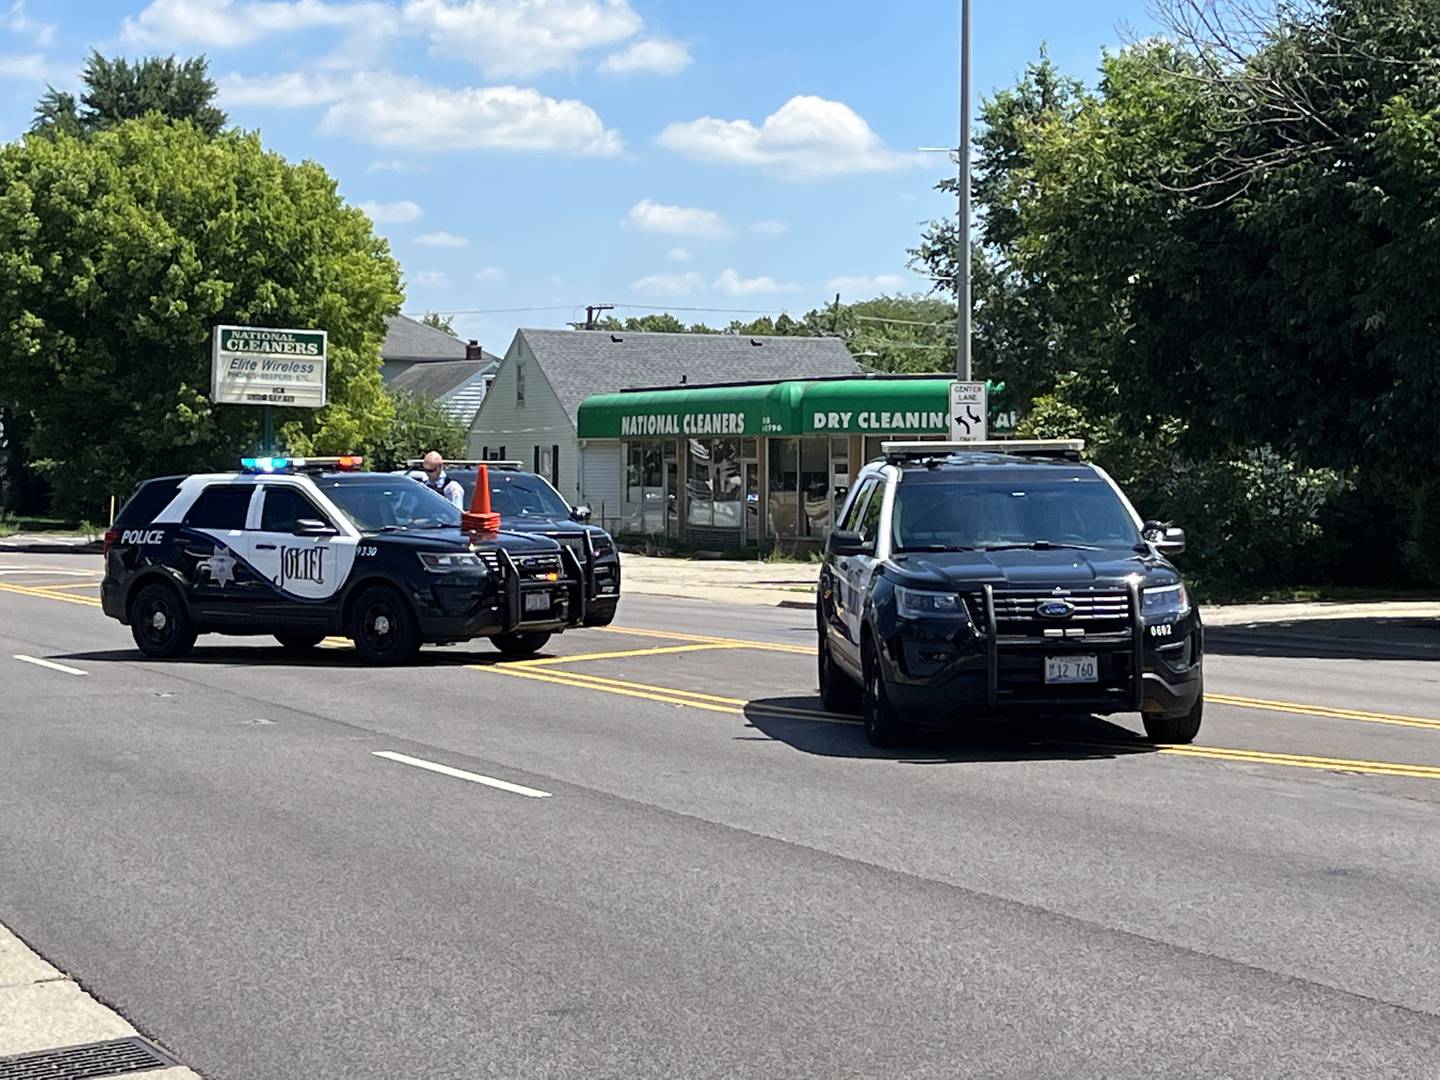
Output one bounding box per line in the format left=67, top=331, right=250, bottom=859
left=114, top=479, right=183, bottom=527
left=183, top=485, right=254, bottom=530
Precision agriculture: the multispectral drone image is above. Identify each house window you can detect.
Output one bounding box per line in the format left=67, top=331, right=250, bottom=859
left=515, top=360, right=525, bottom=405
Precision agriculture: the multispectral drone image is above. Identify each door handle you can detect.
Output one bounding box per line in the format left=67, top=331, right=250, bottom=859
left=256, top=543, right=277, bottom=551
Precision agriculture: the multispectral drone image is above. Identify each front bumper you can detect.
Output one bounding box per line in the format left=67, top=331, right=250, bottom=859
left=877, top=583, right=1204, bottom=722
left=412, top=548, right=588, bottom=641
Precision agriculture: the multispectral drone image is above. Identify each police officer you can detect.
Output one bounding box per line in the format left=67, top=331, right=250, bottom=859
left=420, top=451, right=465, bottom=509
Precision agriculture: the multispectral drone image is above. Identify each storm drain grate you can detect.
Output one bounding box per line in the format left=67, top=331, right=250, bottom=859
left=0, top=1036, right=179, bottom=1079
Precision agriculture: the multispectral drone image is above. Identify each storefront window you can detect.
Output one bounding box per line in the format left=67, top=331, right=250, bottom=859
left=799, top=438, right=829, bottom=538
left=624, top=440, right=672, bottom=536
left=767, top=438, right=798, bottom=539
left=688, top=438, right=743, bottom=530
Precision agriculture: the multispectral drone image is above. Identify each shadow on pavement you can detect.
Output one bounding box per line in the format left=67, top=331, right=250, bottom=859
left=1206, top=617, right=1440, bottom=661
left=743, top=695, right=1157, bottom=765
left=56, top=644, right=526, bottom=668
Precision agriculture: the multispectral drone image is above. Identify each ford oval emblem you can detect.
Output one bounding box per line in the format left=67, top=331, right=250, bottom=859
left=1036, top=599, right=1075, bottom=619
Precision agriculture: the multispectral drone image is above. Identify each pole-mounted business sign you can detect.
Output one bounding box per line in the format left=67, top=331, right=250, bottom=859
left=211, top=326, right=328, bottom=409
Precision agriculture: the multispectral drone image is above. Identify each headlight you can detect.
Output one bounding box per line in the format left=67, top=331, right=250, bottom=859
left=895, top=585, right=968, bottom=619
left=588, top=531, right=615, bottom=556
left=1142, top=582, right=1190, bottom=618
left=418, top=551, right=487, bottom=573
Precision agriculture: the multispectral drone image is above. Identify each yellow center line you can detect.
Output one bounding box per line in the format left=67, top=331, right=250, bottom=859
left=35, top=580, right=105, bottom=592
left=0, top=581, right=102, bottom=607
left=597, top=624, right=814, bottom=655
left=513, top=643, right=749, bottom=667
left=1206, top=693, right=1440, bottom=732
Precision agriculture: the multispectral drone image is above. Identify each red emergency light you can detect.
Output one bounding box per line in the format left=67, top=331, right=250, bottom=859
left=461, top=462, right=501, bottom=534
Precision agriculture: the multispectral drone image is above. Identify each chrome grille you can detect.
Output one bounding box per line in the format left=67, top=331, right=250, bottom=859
left=517, top=553, right=563, bottom=579
left=546, top=532, right=589, bottom=561
left=991, top=590, right=1131, bottom=622
left=476, top=551, right=501, bottom=573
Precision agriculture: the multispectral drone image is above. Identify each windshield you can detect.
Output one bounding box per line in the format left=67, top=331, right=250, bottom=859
left=455, top=471, right=572, bottom=519
left=892, top=475, right=1141, bottom=551
left=319, top=477, right=461, bottom=532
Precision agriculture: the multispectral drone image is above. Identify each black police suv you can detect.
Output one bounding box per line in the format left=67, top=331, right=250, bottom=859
left=101, top=457, right=588, bottom=664
left=816, top=440, right=1203, bottom=748
left=408, top=461, right=621, bottom=627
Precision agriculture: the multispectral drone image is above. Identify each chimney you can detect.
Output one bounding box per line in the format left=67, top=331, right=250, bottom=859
left=465, top=339, right=484, bottom=361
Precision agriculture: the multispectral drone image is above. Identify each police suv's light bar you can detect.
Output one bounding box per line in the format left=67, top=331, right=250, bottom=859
left=241, top=455, right=364, bottom=473
left=881, top=439, right=1085, bottom=461
left=404, top=459, right=524, bottom=470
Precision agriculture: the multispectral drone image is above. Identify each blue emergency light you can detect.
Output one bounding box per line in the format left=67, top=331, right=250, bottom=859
left=241, top=456, right=291, bottom=472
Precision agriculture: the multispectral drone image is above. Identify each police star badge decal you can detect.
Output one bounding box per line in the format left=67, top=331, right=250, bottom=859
left=198, top=545, right=238, bottom=588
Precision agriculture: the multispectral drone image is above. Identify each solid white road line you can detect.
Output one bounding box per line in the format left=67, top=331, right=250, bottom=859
left=12, top=654, right=88, bottom=676
left=371, top=750, right=553, bottom=799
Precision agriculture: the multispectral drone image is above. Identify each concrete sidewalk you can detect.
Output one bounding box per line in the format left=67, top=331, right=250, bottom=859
left=0, top=921, right=198, bottom=1076
left=619, top=553, right=1440, bottom=630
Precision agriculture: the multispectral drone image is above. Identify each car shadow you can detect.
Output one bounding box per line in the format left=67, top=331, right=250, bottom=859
left=743, top=694, right=1158, bottom=764
left=1205, top=617, right=1440, bottom=661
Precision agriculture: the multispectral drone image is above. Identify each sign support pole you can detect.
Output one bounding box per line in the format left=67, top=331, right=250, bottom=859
left=262, top=406, right=274, bottom=455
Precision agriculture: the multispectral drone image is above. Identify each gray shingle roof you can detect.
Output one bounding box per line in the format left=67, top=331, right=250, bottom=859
left=382, top=314, right=470, bottom=363
left=518, top=328, right=860, bottom=420
left=388, top=358, right=496, bottom=399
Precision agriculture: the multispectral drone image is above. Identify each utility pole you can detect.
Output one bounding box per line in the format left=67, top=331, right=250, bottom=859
left=583, top=303, right=614, bottom=330
left=957, top=0, right=972, bottom=381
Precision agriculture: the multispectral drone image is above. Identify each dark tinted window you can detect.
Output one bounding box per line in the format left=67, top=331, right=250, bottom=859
left=837, top=479, right=875, bottom=533
left=857, top=481, right=885, bottom=542
left=261, top=486, right=327, bottom=532
left=319, top=477, right=460, bottom=532
left=453, top=470, right=571, bottom=518
left=115, top=478, right=182, bottom=526
left=182, top=485, right=254, bottom=530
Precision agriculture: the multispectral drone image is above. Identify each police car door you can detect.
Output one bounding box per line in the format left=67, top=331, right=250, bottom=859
left=837, top=477, right=889, bottom=673
left=825, top=478, right=875, bottom=672
left=241, top=480, right=360, bottom=624
left=176, top=481, right=267, bottom=626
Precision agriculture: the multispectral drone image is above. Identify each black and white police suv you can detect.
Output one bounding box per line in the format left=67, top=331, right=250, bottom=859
left=816, top=440, right=1204, bottom=748
left=101, top=457, right=586, bottom=664
left=405, top=460, right=621, bottom=628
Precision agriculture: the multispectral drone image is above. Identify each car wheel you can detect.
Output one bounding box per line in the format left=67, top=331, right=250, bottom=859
left=128, top=582, right=197, bottom=659
left=492, top=631, right=552, bottom=658
left=861, top=636, right=909, bottom=748
left=349, top=586, right=421, bottom=665
left=1143, top=695, right=1203, bottom=744
left=818, top=633, right=860, bottom=714
left=275, top=632, right=326, bottom=654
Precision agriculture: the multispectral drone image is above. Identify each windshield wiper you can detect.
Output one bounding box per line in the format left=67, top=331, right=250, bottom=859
left=982, top=540, right=1103, bottom=551
left=368, top=524, right=411, bottom=533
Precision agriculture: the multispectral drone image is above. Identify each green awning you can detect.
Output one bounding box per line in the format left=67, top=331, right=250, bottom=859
left=576, top=377, right=955, bottom=439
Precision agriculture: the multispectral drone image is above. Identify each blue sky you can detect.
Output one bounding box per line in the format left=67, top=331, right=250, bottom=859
left=0, top=0, right=1159, bottom=352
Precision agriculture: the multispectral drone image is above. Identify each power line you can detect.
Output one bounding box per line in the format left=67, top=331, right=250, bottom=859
left=852, top=313, right=956, bottom=328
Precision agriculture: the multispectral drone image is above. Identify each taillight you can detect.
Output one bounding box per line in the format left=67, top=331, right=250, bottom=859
left=103, top=528, right=119, bottom=556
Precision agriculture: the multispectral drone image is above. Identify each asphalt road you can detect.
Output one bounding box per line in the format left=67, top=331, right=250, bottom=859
left=2, top=552, right=1439, bottom=1079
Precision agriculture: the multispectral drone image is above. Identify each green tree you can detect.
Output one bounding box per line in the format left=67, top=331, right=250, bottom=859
left=420, top=311, right=458, bottom=336
left=0, top=115, right=402, bottom=517
left=367, top=388, right=467, bottom=472
left=32, top=51, right=227, bottom=137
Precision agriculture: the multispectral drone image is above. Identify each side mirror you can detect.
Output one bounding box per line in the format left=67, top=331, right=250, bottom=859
left=570, top=505, right=593, bottom=523
left=828, top=529, right=874, bottom=558
left=1143, top=520, right=1185, bottom=556
left=294, top=518, right=338, bottom=537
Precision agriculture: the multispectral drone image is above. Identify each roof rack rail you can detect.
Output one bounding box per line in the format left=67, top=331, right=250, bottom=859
left=880, top=439, right=1085, bottom=463
left=404, top=458, right=525, bottom=470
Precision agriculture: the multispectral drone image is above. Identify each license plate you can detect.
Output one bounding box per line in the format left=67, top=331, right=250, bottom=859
left=524, top=592, right=550, bottom=614
left=1045, top=655, right=1097, bottom=684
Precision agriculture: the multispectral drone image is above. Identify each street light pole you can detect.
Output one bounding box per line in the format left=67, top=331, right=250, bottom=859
left=957, top=0, right=972, bottom=382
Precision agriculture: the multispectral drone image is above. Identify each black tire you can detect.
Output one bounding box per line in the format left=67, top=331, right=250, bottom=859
left=275, top=632, right=325, bottom=654
left=1143, top=695, right=1203, bottom=744
left=492, top=631, right=552, bottom=658
left=128, top=582, right=197, bottom=659
left=861, top=636, right=910, bottom=748
left=818, top=633, right=860, bottom=713
left=349, top=586, right=421, bottom=665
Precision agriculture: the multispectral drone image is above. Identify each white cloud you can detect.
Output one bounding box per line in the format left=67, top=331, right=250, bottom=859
left=368, top=159, right=428, bottom=174
left=475, top=266, right=505, bottom=282
left=625, top=199, right=726, bottom=238
left=3, top=1, right=55, bottom=46
left=404, top=0, right=642, bottom=78
left=666, top=247, right=692, bottom=262
left=321, top=77, right=622, bottom=155
left=826, top=274, right=905, bottom=296
left=416, top=231, right=469, bottom=247
left=713, top=269, right=799, bottom=296
left=0, top=52, right=47, bottom=80
left=122, top=0, right=390, bottom=47
left=221, top=71, right=358, bottom=108
left=658, top=94, right=914, bottom=180
left=358, top=199, right=424, bottom=224
left=598, top=37, right=690, bottom=76
left=631, top=271, right=704, bottom=297
left=749, top=220, right=787, bottom=235
left=412, top=270, right=448, bottom=286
